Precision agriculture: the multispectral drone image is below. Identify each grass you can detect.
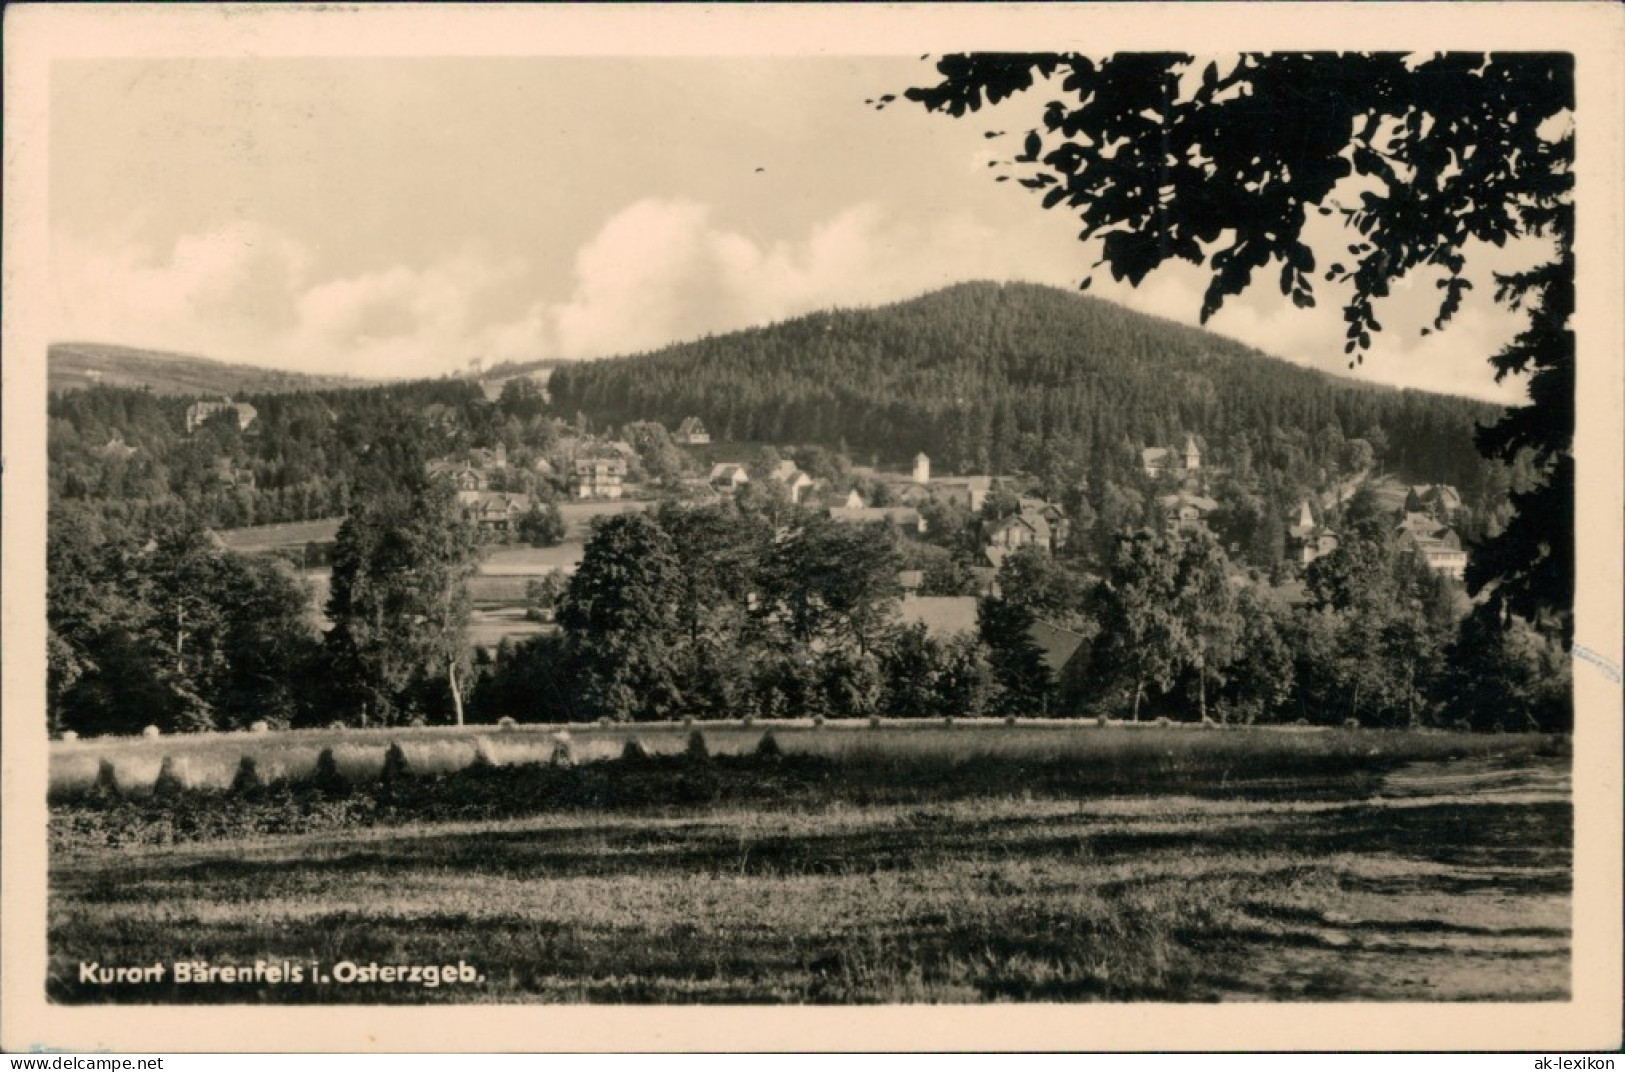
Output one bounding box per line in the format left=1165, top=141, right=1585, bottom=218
left=467, top=575, right=541, bottom=605
left=215, top=519, right=343, bottom=554
left=467, top=608, right=555, bottom=648
left=48, top=751, right=1571, bottom=1003
left=47, top=725, right=1570, bottom=1004
left=217, top=502, right=648, bottom=650
left=477, top=546, right=583, bottom=575
left=49, top=721, right=1562, bottom=799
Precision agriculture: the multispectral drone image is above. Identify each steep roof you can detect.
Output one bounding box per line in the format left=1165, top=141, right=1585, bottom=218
left=990, top=511, right=1050, bottom=542
left=1028, top=619, right=1089, bottom=678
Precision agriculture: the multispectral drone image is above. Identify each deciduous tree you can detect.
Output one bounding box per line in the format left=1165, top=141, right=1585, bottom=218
left=324, top=425, right=482, bottom=725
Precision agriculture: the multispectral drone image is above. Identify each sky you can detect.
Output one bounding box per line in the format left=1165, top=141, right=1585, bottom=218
left=49, top=55, right=1537, bottom=404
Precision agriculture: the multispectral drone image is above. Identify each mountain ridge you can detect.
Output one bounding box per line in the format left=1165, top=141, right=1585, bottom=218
left=547, top=280, right=1501, bottom=486
left=49, top=341, right=382, bottom=398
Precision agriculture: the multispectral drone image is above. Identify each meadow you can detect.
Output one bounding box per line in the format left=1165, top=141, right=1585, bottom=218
left=48, top=724, right=1570, bottom=1004
left=218, top=500, right=647, bottom=644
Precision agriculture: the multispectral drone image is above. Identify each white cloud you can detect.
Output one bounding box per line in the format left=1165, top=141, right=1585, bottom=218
left=51, top=225, right=552, bottom=378
left=547, top=197, right=1075, bottom=360
left=50, top=205, right=1539, bottom=405
left=52, top=222, right=308, bottom=353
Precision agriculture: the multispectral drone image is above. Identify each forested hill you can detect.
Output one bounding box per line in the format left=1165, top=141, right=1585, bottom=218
left=49, top=342, right=376, bottom=397
left=547, top=281, right=1502, bottom=486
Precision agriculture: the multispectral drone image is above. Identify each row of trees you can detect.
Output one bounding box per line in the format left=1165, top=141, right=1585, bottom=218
left=48, top=481, right=1568, bottom=737
left=465, top=493, right=1568, bottom=733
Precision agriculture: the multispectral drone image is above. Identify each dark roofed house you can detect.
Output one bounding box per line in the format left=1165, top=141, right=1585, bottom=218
left=709, top=462, right=750, bottom=491
left=1287, top=500, right=1340, bottom=565
left=893, top=483, right=933, bottom=507
left=930, top=475, right=993, bottom=513
left=1143, top=434, right=1201, bottom=478
left=571, top=456, right=626, bottom=500
left=1396, top=511, right=1467, bottom=579
left=769, top=460, right=816, bottom=504
left=1405, top=484, right=1463, bottom=520
left=674, top=417, right=711, bottom=445
left=987, top=511, right=1052, bottom=554
left=458, top=491, right=532, bottom=532
left=1017, top=498, right=1072, bottom=548
left=1027, top=619, right=1090, bottom=684
left=185, top=398, right=258, bottom=434
left=1157, top=492, right=1218, bottom=535
left=428, top=462, right=487, bottom=492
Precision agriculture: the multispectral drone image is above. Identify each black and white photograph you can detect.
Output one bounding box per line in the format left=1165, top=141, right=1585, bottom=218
left=3, top=2, right=1621, bottom=1054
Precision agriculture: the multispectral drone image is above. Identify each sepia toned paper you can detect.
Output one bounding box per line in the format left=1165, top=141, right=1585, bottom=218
left=3, top=2, right=1621, bottom=1053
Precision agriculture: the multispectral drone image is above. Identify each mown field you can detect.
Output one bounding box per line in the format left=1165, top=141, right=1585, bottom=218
left=218, top=501, right=647, bottom=641
left=48, top=725, right=1570, bottom=1004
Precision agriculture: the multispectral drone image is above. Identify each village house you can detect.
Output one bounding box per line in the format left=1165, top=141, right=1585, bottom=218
left=709, top=462, right=750, bottom=492
left=1157, top=492, right=1219, bottom=535
left=1396, top=511, right=1468, bottom=579
left=185, top=398, right=258, bottom=434
left=768, top=460, right=816, bottom=504
left=457, top=490, right=532, bottom=533
left=1405, top=484, right=1463, bottom=521
left=986, top=510, right=1052, bottom=555
left=930, top=474, right=993, bottom=513
left=892, top=483, right=934, bottom=507
left=674, top=417, right=711, bottom=445
left=427, top=461, right=489, bottom=492
left=831, top=488, right=866, bottom=509
left=100, top=434, right=138, bottom=460
left=1287, top=501, right=1341, bottom=566
left=1142, top=434, right=1202, bottom=479
left=571, top=456, right=626, bottom=500
left=427, top=442, right=511, bottom=493
left=1018, top=497, right=1071, bottom=549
